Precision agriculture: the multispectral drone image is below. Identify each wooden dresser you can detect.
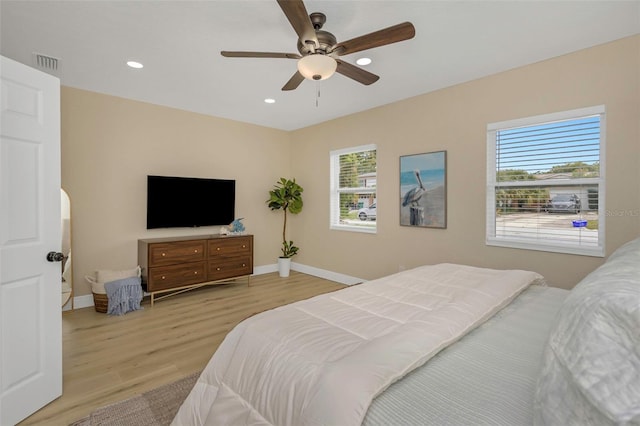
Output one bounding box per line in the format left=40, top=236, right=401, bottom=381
left=138, top=234, right=253, bottom=305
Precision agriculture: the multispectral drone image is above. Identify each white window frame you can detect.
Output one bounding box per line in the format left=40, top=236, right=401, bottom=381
left=330, top=144, right=377, bottom=234
left=486, top=105, right=606, bottom=257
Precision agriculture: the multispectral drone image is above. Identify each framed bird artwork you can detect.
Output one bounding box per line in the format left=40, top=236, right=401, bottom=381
left=399, top=151, right=447, bottom=228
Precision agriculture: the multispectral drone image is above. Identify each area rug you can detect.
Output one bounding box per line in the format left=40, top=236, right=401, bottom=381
left=69, top=371, right=199, bottom=426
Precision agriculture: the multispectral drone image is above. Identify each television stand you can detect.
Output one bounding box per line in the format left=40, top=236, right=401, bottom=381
left=138, top=234, right=253, bottom=305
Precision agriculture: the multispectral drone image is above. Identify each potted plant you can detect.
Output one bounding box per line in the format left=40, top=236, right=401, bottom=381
left=266, top=178, right=303, bottom=277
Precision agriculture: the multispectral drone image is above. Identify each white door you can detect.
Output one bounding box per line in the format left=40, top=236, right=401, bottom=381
left=0, top=56, right=62, bottom=425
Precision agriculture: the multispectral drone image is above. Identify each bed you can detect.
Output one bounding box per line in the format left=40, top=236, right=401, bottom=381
left=172, top=238, right=640, bottom=426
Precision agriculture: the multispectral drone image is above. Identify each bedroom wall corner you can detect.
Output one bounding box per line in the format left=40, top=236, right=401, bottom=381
left=61, top=87, right=291, bottom=298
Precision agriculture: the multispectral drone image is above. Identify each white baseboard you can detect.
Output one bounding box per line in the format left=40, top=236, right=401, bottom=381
left=253, top=264, right=278, bottom=275
left=70, top=263, right=362, bottom=309
left=72, top=294, right=95, bottom=310
left=240, top=263, right=363, bottom=285
left=291, top=262, right=364, bottom=285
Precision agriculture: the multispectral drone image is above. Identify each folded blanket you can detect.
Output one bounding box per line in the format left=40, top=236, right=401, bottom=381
left=105, top=276, right=143, bottom=316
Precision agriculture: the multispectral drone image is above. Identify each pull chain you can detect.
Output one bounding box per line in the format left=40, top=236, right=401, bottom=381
left=315, top=81, right=320, bottom=107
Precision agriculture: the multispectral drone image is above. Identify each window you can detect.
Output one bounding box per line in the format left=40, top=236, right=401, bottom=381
left=330, top=144, right=377, bottom=233
left=486, top=106, right=605, bottom=256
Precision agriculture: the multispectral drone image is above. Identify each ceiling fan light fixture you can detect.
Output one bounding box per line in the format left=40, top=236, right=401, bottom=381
left=297, top=54, right=337, bottom=81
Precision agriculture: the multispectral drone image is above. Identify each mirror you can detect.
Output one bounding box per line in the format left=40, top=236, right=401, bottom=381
left=61, top=189, right=73, bottom=310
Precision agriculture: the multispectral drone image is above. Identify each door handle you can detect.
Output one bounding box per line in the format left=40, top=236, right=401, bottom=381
left=46, top=251, right=64, bottom=262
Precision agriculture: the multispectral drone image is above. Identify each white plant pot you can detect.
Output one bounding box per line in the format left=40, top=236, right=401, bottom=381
left=278, top=257, right=291, bottom=277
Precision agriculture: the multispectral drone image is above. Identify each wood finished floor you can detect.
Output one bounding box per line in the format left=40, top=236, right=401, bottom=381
left=20, top=272, right=346, bottom=425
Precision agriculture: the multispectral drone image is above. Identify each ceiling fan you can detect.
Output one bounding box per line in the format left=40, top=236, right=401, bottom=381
left=221, top=0, right=416, bottom=91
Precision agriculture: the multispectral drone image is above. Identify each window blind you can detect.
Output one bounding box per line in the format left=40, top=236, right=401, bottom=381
left=487, top=106, right=605, bottom=256
left=330, top=145, right=377, bottom=232
left=496, top=116, right=600, bottom=179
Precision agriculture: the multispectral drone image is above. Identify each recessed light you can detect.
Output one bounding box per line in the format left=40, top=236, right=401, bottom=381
left=264, top=98, right=276, bottom=104
left=126, top=61, right=144, bottom=69
left=356, top=57, right=372, bottom=66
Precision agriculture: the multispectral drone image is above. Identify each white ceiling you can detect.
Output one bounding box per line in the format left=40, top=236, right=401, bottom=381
left=1, top=1, right=639, bottom=131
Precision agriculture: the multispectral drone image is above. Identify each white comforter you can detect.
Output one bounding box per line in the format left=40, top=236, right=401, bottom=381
left=172, top=263, right=543, bottom=426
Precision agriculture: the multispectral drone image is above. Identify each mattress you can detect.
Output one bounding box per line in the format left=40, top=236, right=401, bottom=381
left=363, top=285, right=569, bottom=425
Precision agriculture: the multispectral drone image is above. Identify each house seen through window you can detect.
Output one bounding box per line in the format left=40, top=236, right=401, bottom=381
left=330, top=144, right=377, bottom=233
left=486, top=106, right=605, bottom=256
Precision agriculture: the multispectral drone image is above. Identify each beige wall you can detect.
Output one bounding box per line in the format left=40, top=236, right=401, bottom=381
left=289, top=35, right=640, bottom=289
left=61, top=88, right=291, bottom=297
left=62, top=36, right=639, bottom=298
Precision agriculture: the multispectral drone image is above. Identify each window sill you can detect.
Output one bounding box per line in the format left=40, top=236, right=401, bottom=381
left=330, top=224, right=377, bottom=234
left=486, top=237, right=604, bottom=257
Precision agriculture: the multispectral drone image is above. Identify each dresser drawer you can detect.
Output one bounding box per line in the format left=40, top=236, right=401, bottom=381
left=208, top=237, right=252, bottom=258
left=138, top=234, right=254, bottom=305
left=208, top=256, right=252, bottom=281
left=147, top=262, right=206, bottom=291
left=149, top=240, right=206, bottom=266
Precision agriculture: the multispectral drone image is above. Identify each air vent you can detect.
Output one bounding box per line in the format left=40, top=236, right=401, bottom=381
left=32, top=52, right=60, bottom=75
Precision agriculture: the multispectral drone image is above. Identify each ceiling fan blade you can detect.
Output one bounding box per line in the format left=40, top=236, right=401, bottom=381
left=221, top=51, right=301, bottom=59
left=331, top=22, right=415, bottom=56
left=335, top=60, right=379, bottom=85
left=276, top=0, right=318, bottom=49
left=282, top=71, right=305, bottom=91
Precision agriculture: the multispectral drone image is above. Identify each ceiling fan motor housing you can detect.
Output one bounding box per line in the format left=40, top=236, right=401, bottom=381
left=297, top=12, right=337, bottom=56
left=298, top=30, right=337, bottom=55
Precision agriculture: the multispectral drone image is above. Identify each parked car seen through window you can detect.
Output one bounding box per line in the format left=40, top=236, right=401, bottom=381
left=548, top=194, right=581, bottom=214
left=358, top=203, right=376, bottom=221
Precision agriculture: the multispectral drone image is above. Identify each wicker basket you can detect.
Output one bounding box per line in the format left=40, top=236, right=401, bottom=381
left=92, top=292, right=108, bottom=313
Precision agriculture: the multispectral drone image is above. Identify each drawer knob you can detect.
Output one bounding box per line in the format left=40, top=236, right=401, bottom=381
left=194, top=249, right=198, bottom=253
left=216, top=267, right=221, bottom=271
left=216, top=247, right=220, bottom=251
left=194, top=271, right=198, bottom=275
left=161, top=276, right=166, bottom=280
left=242, top=263, right=246, bottom=267
left=161, top=253, right=166, bottom=257
left=242, top=245, right=246, bottom=248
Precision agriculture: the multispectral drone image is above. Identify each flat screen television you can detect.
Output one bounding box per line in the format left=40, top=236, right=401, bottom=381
left=146, top=175, right=235, bottom=229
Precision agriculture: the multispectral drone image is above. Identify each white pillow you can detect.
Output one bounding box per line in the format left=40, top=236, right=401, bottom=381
left=534, top=238, right=640, bottom=425
left=605, top=236, right=640, bottom=263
